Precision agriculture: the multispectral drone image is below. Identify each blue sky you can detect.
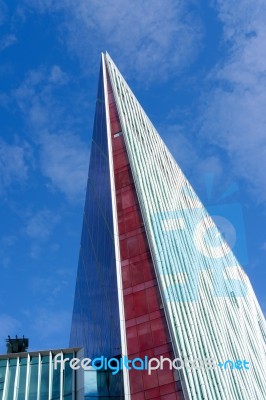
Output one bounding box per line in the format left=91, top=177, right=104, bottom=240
left=0, top=0, right=265, bottom=354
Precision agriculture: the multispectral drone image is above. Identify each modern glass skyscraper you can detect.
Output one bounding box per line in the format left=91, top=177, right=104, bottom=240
left=70, top=53, right=266, bottom=400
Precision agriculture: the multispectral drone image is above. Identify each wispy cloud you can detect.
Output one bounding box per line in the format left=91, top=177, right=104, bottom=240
left=0, top=139, right=29, bottom=194
left=0, top=0, right=7, bottom=26
left=19, top=305, right=71, bottom=350
left=0, top=33, right=17, bottom=51
left=261, top=242, right=266, bottom=251
left=13, top=65, right=89, bottom=201
left=40, top=132, right=88, bottom=200
left=162, top=123, right=225, bottom=189
left=0, top=314, right=21, bottom=353
left=30, top=275, right=69, bottom=302
left=32, top=308, right=71, bottom=341
left=0, top=235, right=17, bottom=269
left=200, top=0, right=266, bottom=204
left=25, top=209, right=59, bottom=240
left=24, top=0, right=203, bottom=81
left=48, top=65, right=68, bottom=84
left=23, top=208, right=60, bottom=259
left=14, top=66, right=65, bottom=129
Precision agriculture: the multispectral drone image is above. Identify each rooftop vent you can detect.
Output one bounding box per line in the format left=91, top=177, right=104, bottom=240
left=6, top=336, right=29, bottom=354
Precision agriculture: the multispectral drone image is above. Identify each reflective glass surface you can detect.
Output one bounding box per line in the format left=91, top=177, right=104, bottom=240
left=40, top=356, right=49, bottom=399
left=52, top=356, right=60, bottom=399
left=84, top=368, right=124, bottom=399
left=17, top=357, right=27, bottom=400
left=0, top=350, right=78, bottom=399
left=70, top=59, right=124, bottom=398
left=0, top=360, right=6, bottom=397
left=28, top=357, right=38, bottom=400
left=63, top=353, right=73, bottom=396
left=70, top=61, right=122, bottom=360
left=6, top=358, right=16, bottom=400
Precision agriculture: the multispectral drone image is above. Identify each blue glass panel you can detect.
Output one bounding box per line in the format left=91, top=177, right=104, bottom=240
left=6, top=358, right=17, bottom=400
left=63, top=353, right=73, bottom=396
left=28, top=357, right=38, bottom=400
left=0, top=361, right=6, bottom=395
left=52, top=357, right=60, bottom=400
left=84, top=369, right=124, bottom=399
left=84, top=370, right=98, bottom=396
left=70, top=60, right=121, bottom=362
left=40, top=356, right=49, bottom=399
left=17, top=357, right=27, bottom=400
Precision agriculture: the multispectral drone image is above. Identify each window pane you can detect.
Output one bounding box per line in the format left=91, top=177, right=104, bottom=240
left=52, top=357, right=60, bottom=400
left=0, top=361, right=7, bottom=395
left=40, top=356, right=49, bottom=400
left=63, top=353, right=73, bottom=396
left=6, top=359, right=17, bottom=400
left=28, top=357, right=39, bottom=400
left=17, top=358, right=27, bottom=400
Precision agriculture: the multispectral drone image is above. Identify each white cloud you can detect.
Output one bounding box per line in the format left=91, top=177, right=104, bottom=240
left=23, top=207, right=60, bottom=258
left=40, top=132, right=88, bottom=201
left=25, top=209, right=59, bottom=240
left=0, top=314, right=21, bottom=353
left=1, top=235, right=17, bottom=247
left=0, top=0, right=7, bottom=26
left=30, top=275, right=69, bottom=299
left=261, top=242, right=266, bottom=251
left=200, top=0, right=266, bottom=204
left=24, top=0, right=58, bottom=14
left=0, top=92, right=11, bottom=107
left=0, top=139, right=29, bottom=193
left=24, top=0, right=203, bottom=81
left=48, top=65, right=68, bottom=84
left=32, top=308, right=71, bottom=340
left=13, top=66, right=89, bottom=201
left=0, top=34, right=17, bottom=51
left=162, top=124, right=224, bottom=186
left=0, top=236, right=17, bottom=268
left=14, top=67, right=64, bottom=119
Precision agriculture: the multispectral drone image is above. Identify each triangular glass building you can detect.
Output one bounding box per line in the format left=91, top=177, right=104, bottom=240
left=70, top=53, right=266, bottom=400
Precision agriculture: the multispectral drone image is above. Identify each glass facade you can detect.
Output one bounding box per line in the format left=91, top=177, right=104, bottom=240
left=0, top=348, right=82, bottom=400
left=69, top=59, right=124, bottom=399
left=70, top=61, right=121, bottom=359
left=84, top=366, right=124, bottom=400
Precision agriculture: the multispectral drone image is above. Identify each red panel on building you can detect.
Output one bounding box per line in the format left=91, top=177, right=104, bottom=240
left=106, top=75, right=184, bottom=400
